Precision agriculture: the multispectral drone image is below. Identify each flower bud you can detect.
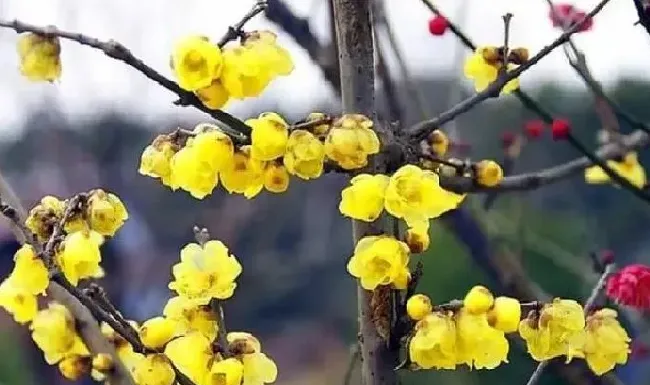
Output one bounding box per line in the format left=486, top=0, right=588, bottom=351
left=407, top=294, right=433, bottom=321
left=488, top=296, right=521, bottom=333
left=475, top=160, right=504, bottom=187
left=463, top=285, right=494, bottom=314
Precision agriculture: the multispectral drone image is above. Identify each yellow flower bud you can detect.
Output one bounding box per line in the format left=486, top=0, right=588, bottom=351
left=58, top=355, right=91, bottom=381
left=92, top=353, right=114, bottom=373
left=207, top=358, right=244, bottom=385
left=475, top=160, right=504, bottom=187
left=139, top=316, right=177, bottom=349
left=248, top=112, right=290, bottom=161
left=86, top=189, right=129, bottom=236
left=487, top=296, right=521, bottom=333
left=405, top=221, right=430, bottom=254
left=263, top=163, right=290, bottom=193
left=407, top=294, right=433, bottom=321
left=428, top=130, right=449, bottom=156
left=17, top=32, right=62, bottom=82
left=463, top=285, right=494, bottom=314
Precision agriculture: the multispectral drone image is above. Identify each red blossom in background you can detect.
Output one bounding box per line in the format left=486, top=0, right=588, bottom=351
left=428, top=15, right=449, bottom=36
left=524, top=120, right=545, bottom=139
left=501, top=131, right=516, bottom=148
left=606, top=264, right=650, bottom=310
left=551, top=119, right=571, bottom=140
left=631, top=341, right=650, bottom=359
left=549, top=3, right=593, bottom=33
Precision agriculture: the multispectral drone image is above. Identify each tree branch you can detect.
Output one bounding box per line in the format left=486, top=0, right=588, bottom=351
left=440, top=129, right=648, bottom=193
left=632, top=0, right=650, bottom=37
left=0, top=19, right=251, bottom=140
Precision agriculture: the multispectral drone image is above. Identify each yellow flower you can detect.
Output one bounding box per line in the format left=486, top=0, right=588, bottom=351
left=221, top=146, right=265, bottom=198
left=25, top=195, right=66, bottom=242
left=163, top=296, right=218, bottom=341
left=283, top=130, right=325, bottom=180
left=305, top=112, right=332, bottom=139
left=585, top=152, right=647, bottom=189
left=58, top=355, right=91, bottom=381
left=227, top=332, right=278, bottom=385
left=86, top=189, right=128, bottom=236
left=487, top=296, right=521, bottom=333
left=475, top=160, right=504, bottom=187
left=31, top=302, right=89, bottom=364
left=463, top=285, right=495, bottom=315
left=463, top=47, right=519, bottom=95
left=384, top=165, right=465, bottom=226
left=165, top=332, right=213, bottom=384
left=172, top=36, right=223, bottom=91
left=139, top=137, right=177, bottom=188
left=339, top=174, right=390, bottom=221
left=455, top=309, right=509, bottom=369
left=244, top=31, right=294, bottom=78
left=263, top=163, right=290, bottom=193
left=407, top=294, right=433, bottom=321
left=346, top=235, right=410, bottom=290
left=169, top=240, right=243, bottom=304
left=248, top=112, right=290, bottom=161
left=519, top=298, right=586, bottom=362
left=206, top=358, right=244, bottom=385
left=0, top=279, right=38, bottom=324
left=139, top=317, right=177, bottom=350
left=405, top=220, right=430, bottom=254
left=428, top=130, right=449, bottom=157
left=583, top=309, right=630, bottom=375
left=57, top=230, right=104, bottom=286
left=196, top=80, right=230, bottom=109
left=9, top=244, right=49, bottom=295
left=92, top=353, right=114, bottom=373
left=408, top=311, right=457, bottom=369
left=171, top=142, right=218, bottom=199
left=17, top=33, right=61, bottom=82
left=132, top=354, right=176, bottom=385
left=324, top=114, right=380, bottom=170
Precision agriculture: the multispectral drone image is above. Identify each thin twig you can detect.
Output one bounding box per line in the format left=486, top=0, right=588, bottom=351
left=524, top=263, right=616, bottom=385
left=407, top=0, right=612, bottom=141
left=501, top=13, right=513, bottom=72
left=632, top=0, right=650, bottom=37
left=342, top=344, right=360, bottom=385
left=0, top=19, right=250, bottom=140
left=440, top=130, right=649, bottom=193
left=217, top=0, right=268, bottom=47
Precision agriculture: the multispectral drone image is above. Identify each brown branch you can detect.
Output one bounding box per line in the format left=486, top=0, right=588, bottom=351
left=217, top=0, right=268, bottom=47
left=0, top=176, right=134, bottom=385
left=632, top=0, right=650, bottom=37
left=407, top=0, right=612, bottom=141
left=524, top=263, right=616, bottom=385
left=0, top=19, right=251, bottom=140
left=440, top=129, right=648, bottom=193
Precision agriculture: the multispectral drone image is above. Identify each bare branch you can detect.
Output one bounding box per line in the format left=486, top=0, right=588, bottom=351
left=440, top=130, right=648, bottom=193
left=632, top=0, right=650, bottom=37
left=0, top=19, right=251, bottom=140
left=217, top=0, right=268, bottom=47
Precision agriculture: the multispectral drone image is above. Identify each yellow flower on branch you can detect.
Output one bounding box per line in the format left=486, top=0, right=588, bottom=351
left=248, top=112, right=290, bottom=161
left=139, top=317, right=177, bottom=350
left=409, top=311, right=457, bottom=369
left=132, top=354, right=176, bottom=385
left=463, top=47, right=520, bottom=95
left=406, top=294, right=433, bottom=321
left=583, top=309, right=630, bottom=375
left=346, top=235, right=410, bottom=290
left=207, top=358, right=244, bottom=385
left=384, top=165, right=465, bottom=226
left=339, top=174, right=390, bottom=221
left=283, top=130, right=326, bottom=180
left=455, top=309, right=509, bottom=369
left=17, top=32, right=62, bottom=82
left=58, top=355, right=91, bottom=381
left=0, top=279, right=38, bottom=323
left=139, top=137, right=178, bottom=189
left=168, top=240, right=242, bottom=304
left=584, top=152, right=647, bottom=189
left=487, top=296, right=521, bottom=333
left=263, top=162, right=290, bottom=193
left=324, top=114, right=380, bottom=170
left=196, top=79, right=230, bottom=109
left=9, top=244, right=49, bottom=295
left=86, top=189, right=128, bottom=236
left=220, top=146, right=266, bottom=198
left=165, top=332, right=213, bottom=385
left=405, top=220, right=431, bottom=253
left=57, top=230, right=104, bottom=286
left=25, top=195, right=66, bottom=242
left=171, top=36, right=223, bottom=92
left=163, top=296, right=218, bottom=341
left=227, top=332, right=278, bottom=385
left=31, top=303, right=89, bottom=364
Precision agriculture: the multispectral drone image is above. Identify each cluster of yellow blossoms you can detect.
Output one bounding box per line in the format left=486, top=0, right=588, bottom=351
left=17, top=32, right=62, bottom=82
left=407, top=287, right=630, bottom=375
left=139, top=113, right=380, bottom=199
left=172, top=31, right=293, bottom=109
left=585, top=151, right=647, bottom=189
left=464, top=46, right=527, bottom=95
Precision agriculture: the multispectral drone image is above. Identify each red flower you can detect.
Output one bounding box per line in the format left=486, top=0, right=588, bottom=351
left=428, top=15, right=449, bottom=36
left=631, top=341, right=650, bottom=359
left=524, top=120, right=545, bottom=139
left=549, top=3, right=593, bottom=33
left=501, top=131, right=516, bottom=148
left=606, top=264, right=650, bottom=310
left=551, top=119, right=571, bottom=140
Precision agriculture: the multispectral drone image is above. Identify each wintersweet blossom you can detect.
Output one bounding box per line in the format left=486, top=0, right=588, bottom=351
left=463, top=47, right=521, bottom=94
left=227, top=332, right=278, bottom=385
left=339, top=174, right=390, bottom=221
left=324, top=114, right=380, bottom=170
left=583, top=309, right=630, bottom=375
left=17, top=32, right=61, bottom=82
left=584, top=152, right=647, bottom=189
left=409, top=311, right=457, bottom=369
left=347, top=235, right=410, bottom=290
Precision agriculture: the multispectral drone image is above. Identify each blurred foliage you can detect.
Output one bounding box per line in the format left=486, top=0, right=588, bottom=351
left=1, top=77, right=650, bottom=385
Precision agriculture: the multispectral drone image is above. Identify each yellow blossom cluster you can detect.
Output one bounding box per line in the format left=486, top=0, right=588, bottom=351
left=140, top=113, right=382, bottom=200
left=585, top=152, right=647, bottom=189
left=464, top=46, right=526, bottom=95
left=406, top=288, right=630, bottom=375
left=339, top=164, right=465, bottom=254
left=520, top=299, right=630, bottom=375
left=17, top=32, right=62, bottom=82
left=171, top=31, right=293, bottom=109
